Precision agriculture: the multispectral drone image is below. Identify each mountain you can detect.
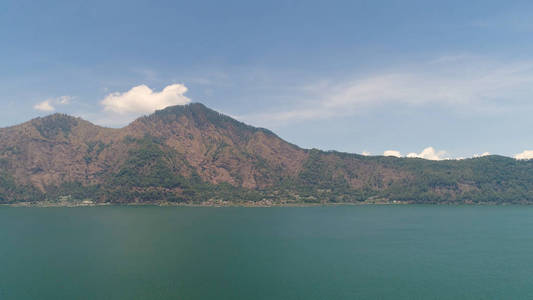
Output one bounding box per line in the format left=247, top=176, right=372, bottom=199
left=2, top=103, right=533, bottom=205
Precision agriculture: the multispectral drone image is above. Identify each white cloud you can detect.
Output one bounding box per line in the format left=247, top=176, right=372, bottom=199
left=515, top=150, right=533, bottom=160
left=362, top=151, right=371, bottom=156
left=101, top=84, right=191, bottom=115
left=240, top=56, right=533, bottom=126
left=33, top=95, right=73, bottom=112
left=383, top=150, right=402, bottom=157
left=381, top=147, right=448, bottom=160
left=34, top=100, right=55, bottom=112
left=473, top=152, right=491, bottom=158
left=406, top=147, right=448, bottom=160
left=57, top=96, right=72, bottom=104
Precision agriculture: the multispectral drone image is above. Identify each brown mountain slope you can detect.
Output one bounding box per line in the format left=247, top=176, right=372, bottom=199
left=124, top=104, right=309, bottom=188
left=0, top=104, right=312, bottom=199
left=2, top=103, right=532, bottom=204
left=0, top=114, right=120, bottom=190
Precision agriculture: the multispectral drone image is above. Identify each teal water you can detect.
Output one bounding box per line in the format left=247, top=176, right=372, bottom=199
left=1, top=206, right=533, bottom=299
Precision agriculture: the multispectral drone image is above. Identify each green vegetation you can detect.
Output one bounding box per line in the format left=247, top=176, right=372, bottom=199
left=106, top=135, right=193, bottom=202
left=3, top=103, right=533, bottom=206
left=376, top=156, right=533, bottom=203
left=4, top=135, right=533, bottom=205
left=0, top=172, right=43, bottom=204
left=33, top=114, right=78, bottom=139
left=84, top=141, right=110, bottom=164
left=147, top=103, right=276, bottom=141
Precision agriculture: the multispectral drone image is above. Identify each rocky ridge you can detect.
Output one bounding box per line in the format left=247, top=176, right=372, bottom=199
left=1, top=103, right=533, bottom=204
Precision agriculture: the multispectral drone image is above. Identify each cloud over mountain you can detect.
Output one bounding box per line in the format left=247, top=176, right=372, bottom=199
left=101, top=84, right=191, bottom=115
left=33, top=96, right=73, bottom=112
left=407, top=147, right=448, bottom=160
left=383, top=150, right=402, bottom=157
left=34, top=100, right=55, bottom=112
left=242, top=56, right=533, bottom=127
left=383, top=147, right=448, bottom=160
left=515, top=150, right=533, bottom=160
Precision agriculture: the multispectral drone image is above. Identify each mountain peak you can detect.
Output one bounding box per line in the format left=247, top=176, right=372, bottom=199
left=136, top=102, right=276, bottom=137
left=3, top=103, right=533, bottom=205
left=30, top=113, right=80, bottom=139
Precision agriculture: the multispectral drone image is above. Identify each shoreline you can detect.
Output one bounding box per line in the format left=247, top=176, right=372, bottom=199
left=0, top=201, right=519, bottom=208
left=1, top=202, right=374, bottom=208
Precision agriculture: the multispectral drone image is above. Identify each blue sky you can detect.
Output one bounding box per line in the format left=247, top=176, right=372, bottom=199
left=2, top=0, right=533, bottom=159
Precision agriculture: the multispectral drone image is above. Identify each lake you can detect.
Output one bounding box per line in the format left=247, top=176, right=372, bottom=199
left=1, top=205, right=533, bottom=299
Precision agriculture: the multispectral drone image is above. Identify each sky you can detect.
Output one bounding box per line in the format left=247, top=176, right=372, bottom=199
left=2, top=0, right=533, bottom=159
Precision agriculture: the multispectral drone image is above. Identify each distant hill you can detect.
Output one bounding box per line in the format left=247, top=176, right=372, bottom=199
left=2, top=103, right=533, bottom=205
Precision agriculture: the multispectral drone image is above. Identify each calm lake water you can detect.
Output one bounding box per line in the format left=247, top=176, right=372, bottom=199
left=1, top=205, right=533, bottom=299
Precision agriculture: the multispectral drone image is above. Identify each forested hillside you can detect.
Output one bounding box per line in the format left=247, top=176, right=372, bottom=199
left=1, top=103, right=533, bottom=205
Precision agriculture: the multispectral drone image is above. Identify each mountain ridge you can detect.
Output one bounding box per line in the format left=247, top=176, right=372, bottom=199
left=1, top=103, right=533, bottom=205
